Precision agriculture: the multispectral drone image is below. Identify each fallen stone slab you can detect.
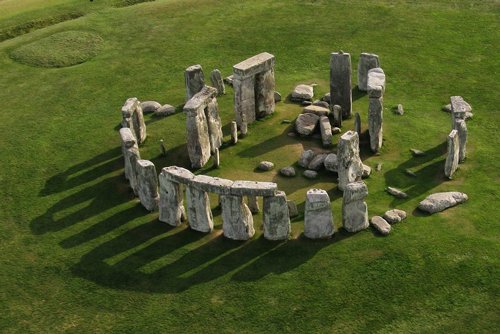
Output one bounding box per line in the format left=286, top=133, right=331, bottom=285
left=418, top=192, right=468, bottom=214
left=280, top=166, right=296, bottom=177
left=190, top=175, right=234, bottom=195
left=154, top=104, right=176, bottom=117
left=303, top=170, right=318, bottom=179
left=370, top=216, right=391, bottom=235
left=140, top=101, right=161, bottom=114
left=324, top=153, right=338, bottom=173
left=304, top=189, right=335, bottom=239
left=295, top=113, right=320, bottom=136
left=386, top=186, right=408, bottom=199
left=383, top=209, right=407, bottom=224
left=258, top=161, right=274, bottom=171
left=298, top=149, right=316, bottom=168
left=303, top=105, right=330, bottom=117
left=291, top=84, right=314, bottom=101
left=308, top=153, right=327, bottom=171
left=230, top=180, right=277, bottom=197
left=312, top=100, right=329, bottom=109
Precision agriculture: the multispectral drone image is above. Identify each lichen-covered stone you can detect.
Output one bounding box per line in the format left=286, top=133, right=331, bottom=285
left=454, top=119, right=467, bottom=163
left=367, top=68, right=386, bottom=98
left=162, top=166, right=194, bottom=184
left=357, top=53, right=380, bottom=91
left=291, top=84, right=314, bottom=101
left=221, top=194, right=255, bottom=240
left=295, top=113, right=320, bottom=136
left=263, top=191, right=290, bottom=240
left=121, top=97, right=146, bottom=144
left=280, top=166, right=296, bottom=177
left=308, top=153, right=327, bottom=171
left=135, top=159, right=159, bottom=211
left=342, top=181, right=369, bottom=233
left=337, top=131, right=363, bottom=191
left=186, top=185, right=213, bottom=233
left=330, top=52, right=352, bottom=119
left=255, top=69, right=275, bottom=118
left=418, top=192, right=468, bottom=214
left=158, top=171, right=185, bottom=226
left=324, top=153, right=338, bottom=173
left=304, top=189, right=335, bottom=239
left=205, top=97, right=223, bottom=153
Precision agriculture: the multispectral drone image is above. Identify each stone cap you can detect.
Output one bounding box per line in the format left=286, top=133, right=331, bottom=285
left=303, top=105, right=330, bottom=116
left=360, top=52, right=379, bottom=58
left=450, top=96, right=468, bottom=117
left=184, top=86, right=218, bottom=112
left=185, top=64, right=203, bottom=73
left=121, top=97, right=139, bottom=118
left=119, top=127, right=136, bottom=148
left=231, top=180, right=277, bottom=196
left=233, top=52, right=275, bottom=78
left=339, top=130, right=359, bottom=143
left=306, top=189, right=331, bottom=210
left=136, top=159, right=155, bottom=170
left=343, top=181, right=368, bottom=203
left=367, top=68, right=385, bottom=98
left=161, top=166, right=194, bottom=184
left=190, top=175, right=234, bottom=195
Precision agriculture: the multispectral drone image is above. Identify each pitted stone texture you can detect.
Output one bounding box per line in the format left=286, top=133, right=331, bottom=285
left=186, top=186, right=213, bottom=233
left=247, top=196, right=260, bottom=214
left=337, top=131, right=363, bottom=191
left=210, top=69, right=225, bottom=96
left=205, top=97, right=223, bottom=153
left=332, top=104, right=342, bottom=127
left=162, top=166, right=195, bottom=184
left=287, top=200, right=299, bottom=218
left=304, top=189, right=335, bottom=239
left=383, top=209, right=407, bottom=224
left=303, top=105, right=330, bottom=117
left=308, top=153, right=327, bottom=171
left=370, top=216, right=391, bottom=235
left=121, top=97, right=146, bottom=144
left=263, top=191, right=290, bottom=240
left=444, top=129, right=459, bottom=179
left=231, top=180, right=277, bottom=197
left=324, top=153, right=338, bottom=173
left=296, top=113, right=320, bottom=136
left=368, top=96, right=383, bottom=153
left=221, top=194, right=255, bottom=240
left=386, top=186, right=408, bottom=199
left=367, top=68, right=386, bottom=98
left=124, top=146, right=141, bottom=194
left=158, top=172, right=185, bottom=226
left=140, top=101, right=161, bottom=114
left=258, top=161, right=274, bottom=171
left=154, top=104, right=176, bottom=117
left=135, top=160, right=159, bottom=211
left=190, top=175, right=233, bottom=195
left=418, top=192, right=468, bottom=214
left=280, top=166, right=296, bottom=177
left=298, top=150, right=316, bottom=168
left=185, top=64, right=205, bottom=100
left=342, top=181, right=369, bottom=233
left=319, top=116, right=333, bottom=147
left=454, top=119, right=467, bottom=163
left=330, top=52, right=352, bottom=119
left=291, top=84, right=314, bottom=101
left=255, top=69, right=275, bottom=118
left=354, top=112, right=361, bottom=135
left=357, top=53, right=380, bottom=91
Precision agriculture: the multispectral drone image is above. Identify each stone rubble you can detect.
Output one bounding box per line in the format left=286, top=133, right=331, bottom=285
left=291, top=84, right=314, bottom=101
left=280, top=166, right=296, bottom=177
left=324, top=153, right=338, bottom=173
left=308, top=153, right=327, bottom=171
left=140, top=101, right=161, bottom=114
left=298, top=149, right=316, bottom=168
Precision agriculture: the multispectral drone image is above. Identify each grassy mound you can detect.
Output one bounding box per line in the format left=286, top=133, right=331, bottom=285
left=10, top=30, right=103, bottom=67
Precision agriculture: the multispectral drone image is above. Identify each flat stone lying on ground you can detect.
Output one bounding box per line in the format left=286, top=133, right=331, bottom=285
left=319, top=116, right=332, bottom=147
left=303, top=105, right=330, bottom=117
left=342, top=181, right=369, bottom=232
left=324, top=153, right=338, bottom=172
left=444, top=129, right=459, bottom=179
left=357, top=52, right=380, bottom=91
left=295, top=113, right=319, bottom=136
left=386, top=186, right=408, bottom=199
left=304, top=189, right=335, bottom=239
left=280, top=166, right=296, bottom=177
left=291, top=84, right=314, bottom=101
left=308, top=153, right=327, bottom=171
left=383, top=209, right=407, bottom=224
left=140, top=101, right=161, bottom=114
left=370, top=216, right=391, bottom=235
left=418, top=192, right=468, bottom=214
left=258, top=161, right=274, bottom=171
left=303, top=170, right=318, bottom=179
left=312, top=100, right=329, bottom=109
left=154, top=104, right=176, bottom=117
left=298, top=149, right=316, bottom=168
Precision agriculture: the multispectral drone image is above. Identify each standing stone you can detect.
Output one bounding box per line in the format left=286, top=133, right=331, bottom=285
left=221, top=194, right=255, bottom=240
left=119, top=127, right=138, bottom=182
left=450, top=96, right=469, bottom=129
left=287, top=200, right=299, bottom=218
left=330, top=52, right=352, bottom=119
left=231, top=121, right=238, bottom=144
left=186, top=184, right=213, bottom=233
left=319, top=116, right=333, bottom=147
left=354, top=112, right=361, bottom=135
left=205, top=97, right=223, bottom=153
left=357, top=53, right=380, bottom=91
left=304, top=189, right=335, bottom=239
left=455, top=119, right=467, bottom=163
left=263, top=191, right=290, bottom=240
left=124, top=146, right=141, bottom=195
left=213, top=148, right=220, bottom=168
left=121, top=97, right=146, bottom=144
left=135, top=160, right=159, bottom=211
left=337, top=131, right=363, bottom=191
left=444, top=129, right=459, bottom=179
left=332, top=104, right=342, bottom=127
left=158, top=168, right=188, bottom=226
left=368, top=97, right=383, bottom=152
left=342, top=181, right=369, bottom=232
left=247, top=196, right=260, bottom=214
left=255, top=68, right=276, bottom=118
left=210, top=69, right=225, bottom=96
left=367, top=68, right=386, bottom=98
left=185, top=64, right=205, bottom=100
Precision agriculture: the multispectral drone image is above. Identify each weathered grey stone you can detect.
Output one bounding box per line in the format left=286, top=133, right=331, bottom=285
left=313, top=100, right=329, bottom=109
left=444, top=129, right=459, bottom=179
left=158, top=171, right=185, bottom=226
left=342, top=181, right=369, bottom=233
left=304, top=189, right=335, bottom=239
left=224, top=75, right=234, bottom=86
left=324, top=153, right=338, bottom=173
left=135, top=160, right=159, bottom=211
left=121, top=97, right=146, bottom=144
left=263, top=191, right=290, bottom=240
left=411, top=149, right=425, bottom=157
left=162, top=166, right=195, bottom=184
left=418, top=192, right=468, bottom=214
left=119, top=127, right=136, bottom=150
left=154, top=104, right=176, bottom=117
left=205, top=97, right=223, bottom=153
left=319, top=116, right=333, bottom=147
left=368, top=96, right=383, bottom=153
left=450, top=96, right=471, bottom=128
left=210, top=69, right=225, bottom=96
left=455, top=119, right=467, bottom=163
left=303, top=105, right=330, bottom=117
left=322, top=92, right=331, bottom=103
left=295, top=113, right=320, bottom=136
left=190, top=175, right=233, bottom=195
left=287, top=200, right=298, bottom=218
left=354, top=112, right=361, bottom=135
left=291, top=84, right=314, bottom=101
left=140, top=101, right=161, bottom=114
left=337, top=131, right=363, bottom=191
left=362, top=164, right=371, bottom=179
left=280, top=166, right=296, bottom=177
left=370, top=216, right=391, bottom=235
left=247, top=195, right=260, bottom=214
left=330, top=52, right=352, bottom=119
left=230, top=180, right=277, bottom=197
left=396, top=104, right=404, bottom=115
left=221, top=194, right=254, bottom=240
left=367, top=68, right=386, bottom=98
left=386, top=186, right=408, bottom=199
left=383, top=209, right=407, bottom=224
left=332, top=104, right=342, bottom=127
left=274, top=91, right=282, bottom=102
left=298, top=149, right=316, bottom=168
left=230, top=121, right=238, bottom=144
left=258, top=161, right=274, bottom=171
left=185, top=64, right=205, bottom=100
left=308, top=153, right=327, bottom=171
left=186, top=185, right=213, bottom=233
left=302, top=100, right=312, bottom=106
left=233, top=52, right=275, bottom=78
left=124, top=146, right=141, bottom=194
left=213, top=148, right=220, bottom=168
left=119, top=128, right=138, bottom=184
left=303, top=170, right=318, bottom=179
left=255, top=69, right=275, bottom=118
left=357, top=53, right=380, bottom=91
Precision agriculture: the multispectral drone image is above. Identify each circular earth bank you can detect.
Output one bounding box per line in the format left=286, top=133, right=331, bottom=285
left=10, top=30, right=104, bottom=68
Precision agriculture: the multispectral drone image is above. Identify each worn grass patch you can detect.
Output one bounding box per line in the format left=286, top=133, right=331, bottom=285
left=10, top=30, right=103, bottom=67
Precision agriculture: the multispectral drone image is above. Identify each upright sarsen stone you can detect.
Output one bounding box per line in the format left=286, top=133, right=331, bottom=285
left=263, top=191, right=290, bottom=240
left=337, top=131, right=363, bottom=191
left=255, top=68, right=276, bottom=118
left=121, top=97, right=147, bottom=144
left=455, top=119, right=467, bottom=163
left=135, top=160, right=159, bottom=211
left=368, top=97, right=383, bottom=152
left=444, top=129, right=459, bottom=179
left=185, top=64, right=205, bottom=100
left=158, top=168, right=187, bottom=226
left=210, top=69, right=225, bottom=96
left=367, top=68, right=386, bottom=98
left=342, top=181, right=369, bottom=232
left=304, top=189, right=335, bottom=239
left=450, top=96, right=468, bottom=128
left=205, top=97, right=223, bottom=154
left=186, top=184, right=213, bottom=233
left=357, top=53, right=380, bottom=91
left=119, top=127, right=138, bottom=182
left=330, top=52, right=352, bottom=119
left=221, top=194, right=255, bottom=240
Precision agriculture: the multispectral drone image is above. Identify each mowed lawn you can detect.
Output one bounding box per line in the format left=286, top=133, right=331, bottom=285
left=0, top=0, right=499, bottom=332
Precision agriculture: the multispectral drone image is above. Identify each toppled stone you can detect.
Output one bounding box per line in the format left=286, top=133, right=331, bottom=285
left=354, top=112, right=361, bottom=135
left=362, top=164, right=371, bottom=178
left=342, top=181, right=369, bottom=232
left=303, top=170, right=318, bottom=179
left=367, top=68, right=386, bottom=98
left=312, top=100, right=329, bottom=109
left=185, top=64, right=205, bottom=100
left=455, top=119, right=467, bottom=163
left=405, top=169, right=417, bottom=177
left=337, top=131, right=363, bottom=191
left=280, top=166, right=296, bottom=177
left=158, top=171, right=185, bottom=226
left=411, top=149, right=425, bottom=157
left=370, top=216, right=391, bottom=235
left=140, top=101, right=161, bottom=114
left=357, top=53, right=380, bottom=91
left=386, top=186, right=408, bottom=199
left=418, top=192, right=468, bottom=214
left=330, top=52, right=352, bottom=119
left=368, top=96, right=383, bottom=153
left=291, top=84, right=314, bottom=101
left=258, top=161, right=274, bottom=171
left=383, top=209, right=407, bottom=224
left=319, top=116, right=332, bottom=147
left=274, top=91, right=282, bottom=102
left=298, top=149, right=316, bottom=168
left=154, top=104, right=176, bottom=117
left=324, top=153, right=338, bottom=172
left=308, top=153, right=327, bottom=171
left=186, top=185, right=213, bottom=233
left=210, top=69, right=225, bottom=95
left=263, top=191, right=290, bottom=240
left=231, top=180, right=277, bottom=197
left=247, top=195, right=260, bottom=214
left=303, top=105, right=330, bottom=117
left=287, top=200, right=299, bottom=218
left=304, top=189, right=335, bottom=239
left=135, top=159, right=159, bottom=211
left=396, top=104, right=404, bottom=115
left=444, top=129, right=459, bottom=179
left=221, top=194, right=254, bottom=240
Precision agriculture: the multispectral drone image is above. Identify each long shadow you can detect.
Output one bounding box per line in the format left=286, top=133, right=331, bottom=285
left=150, top=142, right=191, bottom=171
left=352, top=86, right=367, bottom=102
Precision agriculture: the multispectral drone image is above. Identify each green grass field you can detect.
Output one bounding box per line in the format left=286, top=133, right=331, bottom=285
left=0, top=0, right=499, bottom=332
